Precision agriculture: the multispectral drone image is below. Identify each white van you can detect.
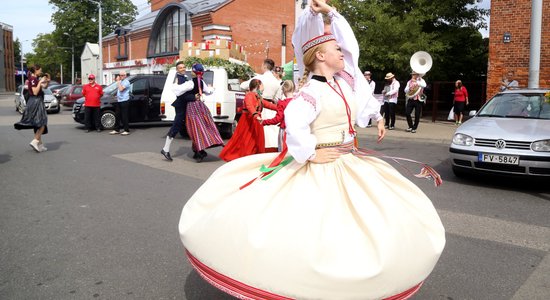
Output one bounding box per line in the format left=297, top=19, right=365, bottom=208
left=160, top=66, right=245, bottom=137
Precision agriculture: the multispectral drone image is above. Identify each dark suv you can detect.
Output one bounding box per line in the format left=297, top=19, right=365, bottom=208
left=72, top=74, right=167, bottom=129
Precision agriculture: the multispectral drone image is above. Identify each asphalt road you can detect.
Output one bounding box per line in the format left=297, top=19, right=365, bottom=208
left=0, top=94, right=549, bottom=299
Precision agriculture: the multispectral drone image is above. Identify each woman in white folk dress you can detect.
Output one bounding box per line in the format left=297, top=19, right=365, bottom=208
left=178, top=1, right=445, bottom=299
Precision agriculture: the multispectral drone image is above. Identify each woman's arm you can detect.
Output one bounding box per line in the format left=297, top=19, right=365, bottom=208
left=244, top=93, right=258, bottom=115
left=285, top=87, right=322, bottom=163
left=262, top=101, right=286, bottom=126
left=31, top=78, right=44, bottom=96
left=262, top=99, right=278, bottom=111
left=172, top=80, right=194, bottom=96
left=292, top=4, right=324, bottom=78
left=201, top=80, right=214, bottom=94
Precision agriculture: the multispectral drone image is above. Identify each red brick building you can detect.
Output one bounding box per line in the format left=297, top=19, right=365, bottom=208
left=101, top=0, right=296, bottom=84
left=487, top=0, right=550, bottom=97
left=1, top=22, right=15, bottom=92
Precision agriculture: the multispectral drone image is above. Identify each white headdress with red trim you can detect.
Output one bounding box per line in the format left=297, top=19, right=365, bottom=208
left=301, top=34, right=336, bottom=54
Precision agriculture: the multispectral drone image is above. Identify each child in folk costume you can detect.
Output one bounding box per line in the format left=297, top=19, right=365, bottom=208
left=179, top=0, right=445, bottom=299
left=184, top=63, right=224, bottom=162
left=260, top=80, right=296, bottom=152
left=218, top=79, right=277, bottom=162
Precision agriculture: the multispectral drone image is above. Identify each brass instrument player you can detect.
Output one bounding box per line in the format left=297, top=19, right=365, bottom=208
left=404, top=71, right=426, bottom=133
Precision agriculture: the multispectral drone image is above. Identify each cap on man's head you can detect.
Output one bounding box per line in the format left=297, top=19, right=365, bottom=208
left=411, top=71, right=420, bottom=75
left=364, top=71, right=371, bottom=75
left=384, top=72, right=395, bottom=80
left=192, top=63, right=205, bottom=73
left=88, top=74, right=95, bottom=79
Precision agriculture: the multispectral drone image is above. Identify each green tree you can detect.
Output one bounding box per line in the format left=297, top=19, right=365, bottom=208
left=25, top=33, right=68, bottom=82
left=330, top=0, right=489, bottom=81
left=14, top=38, right=22, bottom=65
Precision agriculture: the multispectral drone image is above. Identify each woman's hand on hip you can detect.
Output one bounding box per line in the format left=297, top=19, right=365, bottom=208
left=309, top=148, right=342, bottom=164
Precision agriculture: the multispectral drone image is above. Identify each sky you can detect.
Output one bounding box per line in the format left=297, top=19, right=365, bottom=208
left=0, top=0, right=490, bottom=55
left=0, top=0, right=150, bottom=54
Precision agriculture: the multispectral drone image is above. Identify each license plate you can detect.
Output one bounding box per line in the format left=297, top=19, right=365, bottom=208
left=478, top=153, right=519, bottom=165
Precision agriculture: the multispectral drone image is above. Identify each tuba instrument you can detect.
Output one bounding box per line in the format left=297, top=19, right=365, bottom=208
left=406, top=51, right=432, bottom=101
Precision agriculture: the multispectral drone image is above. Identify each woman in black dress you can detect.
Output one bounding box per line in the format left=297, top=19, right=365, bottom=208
left=14, top=65, right=50, bottom=152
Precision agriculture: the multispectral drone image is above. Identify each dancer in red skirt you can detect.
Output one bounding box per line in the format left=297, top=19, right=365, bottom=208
left=219, top=79, right=277, bottom=162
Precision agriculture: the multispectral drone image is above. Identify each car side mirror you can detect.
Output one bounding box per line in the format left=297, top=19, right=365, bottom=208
left=468, top=110, right=477, bottom=117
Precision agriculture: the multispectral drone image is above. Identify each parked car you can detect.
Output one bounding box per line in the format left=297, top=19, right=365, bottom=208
left=449, top=88, right=550, bottom=177
left=160, top=66, right=245, bottom=137
left=60, top=85, right=83, bottom=107
left=72, top=74, right=167, bottom=129
left=14, top=85, right=60, bottom=114
left=50, top=84, right=70, bottom=100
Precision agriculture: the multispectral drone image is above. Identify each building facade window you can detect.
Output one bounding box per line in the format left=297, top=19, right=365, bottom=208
left=148, top=6, right=191, bottom=58
left=117, top=36, right=128, bottom=59
left=115, top=28, right=129, bottom=60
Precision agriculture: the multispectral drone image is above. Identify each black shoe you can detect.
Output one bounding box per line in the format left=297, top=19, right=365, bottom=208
left=388, top=126, right=395, bottom=130
left=161, top=149, right=173, bottom=161
left=196, top=150, right=207, bottom=162
left=192, top=152, right=200, bottom=159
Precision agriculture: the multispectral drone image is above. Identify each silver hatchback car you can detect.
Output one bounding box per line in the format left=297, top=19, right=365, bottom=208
left=14, top=85, right=60, bottom=114
left=449, top=88, right=550, bottom=177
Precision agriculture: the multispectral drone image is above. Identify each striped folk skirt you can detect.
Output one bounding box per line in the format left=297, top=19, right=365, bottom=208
left=185, top=100, right=224, bottom=152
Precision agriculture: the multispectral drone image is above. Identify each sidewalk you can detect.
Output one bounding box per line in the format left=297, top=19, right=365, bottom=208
left=356, top=115, right=457, bottom=144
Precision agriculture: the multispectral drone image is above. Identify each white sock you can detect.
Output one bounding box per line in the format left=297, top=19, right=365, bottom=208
left=163, top=136, right=173, bottom=152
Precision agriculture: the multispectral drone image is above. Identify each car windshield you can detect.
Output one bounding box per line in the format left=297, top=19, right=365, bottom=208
left=103, top=82, right=119, bottom=95
left=478, top=93, right=550, bottom=119
left=43, top=88, right=53, bottom=95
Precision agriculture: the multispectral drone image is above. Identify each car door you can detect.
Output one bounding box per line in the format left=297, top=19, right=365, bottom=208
left=128, top=78, right=149, bottom=122
left=147, top=77, right=165, bottom=121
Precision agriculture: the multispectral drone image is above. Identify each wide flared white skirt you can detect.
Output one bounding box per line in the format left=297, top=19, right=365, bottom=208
left=179, top=152, right=445, bottom=300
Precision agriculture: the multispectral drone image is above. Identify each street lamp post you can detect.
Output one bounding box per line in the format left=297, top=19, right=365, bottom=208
left=20, top=40, right=29, bottom=86
left=87, top=0, right=103, bottom=85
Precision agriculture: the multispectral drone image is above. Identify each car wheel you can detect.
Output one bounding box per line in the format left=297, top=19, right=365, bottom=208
left=54, top=106, right=60, bottom=114
left=100, top=110, right=117, bottom=130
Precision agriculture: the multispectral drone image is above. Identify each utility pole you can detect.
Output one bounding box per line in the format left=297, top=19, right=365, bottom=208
left=20, top=40, right=29, bottom=85
left=63, top=32, right=75, bottom=84
left=528, top=0, right=542, bottom=88
left=87, top=0, right=103, bottom=85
